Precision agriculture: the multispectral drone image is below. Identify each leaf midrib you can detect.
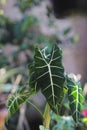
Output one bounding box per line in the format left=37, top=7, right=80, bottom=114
left=76, top=85, right=78, bottom=122
left=48, top=63, right=55, bottom=106
left=38, top=48, right=56, bottom=106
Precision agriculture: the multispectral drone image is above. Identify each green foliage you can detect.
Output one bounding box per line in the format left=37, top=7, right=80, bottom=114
left=0, top=53, right=9, bottom=67
left=0, top=15, right=39, bottom=45
left=7, top=86, right=33, bottom=116
left=0, top=16, right=13, bottom=43
left=7, top=44, right=85, bottom=130
left=16, top=0, right=33, bottom=12
left=63, top=27, right=71, bottom=35
left=67, top=77, right=84, bottom=124
left=1, top=0, right=82, bottom=129
left=0, top=1, right=76, bottom=69
left=51, top=112, right=75, bottom=130
left=16, top=0, right=43, bottom=12
left=29, top=44, right=66, bottom=113
left=52, top=116, right=75, bottom=130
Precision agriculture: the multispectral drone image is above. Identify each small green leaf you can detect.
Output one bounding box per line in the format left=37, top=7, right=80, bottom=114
left=67, top=77, right=84, bottom=124
left=7, top=87, right=32, bottom=116
left=63, top=27, right=71, bottom=35
left=52, top=116, right=75, bottom=130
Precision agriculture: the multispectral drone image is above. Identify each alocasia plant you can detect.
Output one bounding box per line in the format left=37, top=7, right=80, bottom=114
left=7, top=44, right=84, bottom=129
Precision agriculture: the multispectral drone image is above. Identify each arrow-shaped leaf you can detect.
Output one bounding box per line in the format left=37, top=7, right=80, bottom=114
left=67, top=77, right=84, bottom=124
left=7, top=87, right=32, bottom=116
left=29, top=44, right=65, bottom=113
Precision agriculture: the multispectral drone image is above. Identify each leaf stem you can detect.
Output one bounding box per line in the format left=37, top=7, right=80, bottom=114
left=43, top=103, right=50, bottom=129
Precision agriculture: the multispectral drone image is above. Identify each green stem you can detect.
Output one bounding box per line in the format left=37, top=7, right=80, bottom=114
left=43, top=103, right=51, bottom=129
left=27, top=101, right=43, bottom=119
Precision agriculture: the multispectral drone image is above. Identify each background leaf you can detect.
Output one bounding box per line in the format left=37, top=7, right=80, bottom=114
left=7, top=87, right=33, bottom=116
left=52, top=116, right=75, bottom=130
left=67, top=77, right=84, bottom=124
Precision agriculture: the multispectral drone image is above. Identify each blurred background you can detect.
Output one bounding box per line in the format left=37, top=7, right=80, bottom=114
left=0, top=0, right=87, bottom=130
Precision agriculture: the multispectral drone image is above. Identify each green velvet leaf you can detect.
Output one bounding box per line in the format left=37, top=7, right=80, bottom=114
left=7, top=87, right=32, bottom=116
left=29, top=44, right=65, bottom=113
left=67, top=77, right=84, bottom=124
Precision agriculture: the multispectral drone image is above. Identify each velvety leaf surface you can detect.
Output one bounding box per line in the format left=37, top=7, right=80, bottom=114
left=7, top=87, right=32, bottom=116
left=67, top=77, right=84, bottom=124
left=29, top=45, right=65, bottom=113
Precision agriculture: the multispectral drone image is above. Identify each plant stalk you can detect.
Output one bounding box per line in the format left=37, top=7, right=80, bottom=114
left=43, top=103, right=50, bottom=129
